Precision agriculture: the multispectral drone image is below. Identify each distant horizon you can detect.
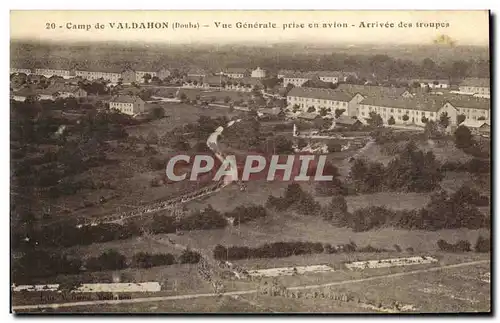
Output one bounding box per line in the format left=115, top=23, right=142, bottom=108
left=9, top=38, right=490, bottom=48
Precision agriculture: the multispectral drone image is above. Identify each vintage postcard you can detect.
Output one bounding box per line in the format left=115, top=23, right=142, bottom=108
left=10, top=10, right=491, bottom=314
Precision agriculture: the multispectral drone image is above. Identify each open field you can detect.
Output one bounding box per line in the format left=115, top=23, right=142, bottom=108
left=18, top=296, right=268, bottom=313
left=127, top=102, right=244, bottom=137
left=168, top=210, right=489, bottom=257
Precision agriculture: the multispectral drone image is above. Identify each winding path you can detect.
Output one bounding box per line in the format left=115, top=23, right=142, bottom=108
left=78, top=118, right=242, bottom=227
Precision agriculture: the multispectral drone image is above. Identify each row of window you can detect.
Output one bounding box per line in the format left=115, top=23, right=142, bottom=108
left=360, top=111, right=435, bottom=122
left=360, top=105, right=436, bottom=117
left=35, top=69, right=70, bottom=74
left=291, top=97, right=348, bottom=106
left=318, top=77, right=339, bottom=82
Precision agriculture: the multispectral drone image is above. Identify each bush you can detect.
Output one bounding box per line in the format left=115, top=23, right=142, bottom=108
left=12, top=251, right=82, bottom=284
left=225, top=204, right=268, bottom=225
left=178, top=205, right=227, bottom=231
left=474, top=236, right=491, bottom=253
left=179, top=249, right=201, bottom=264
left=454, top=125, right=474, bottom=149
left=266, top=183, right=320, bottom=215
left=437, top=239, right=471, bottom=252
left=327, top=142, right=342, bottom=153
left=86, top=249, right=127, bottom=272
left=131, top=252, right=176, bottom=268
left=213, top=241, right=325, bottom=261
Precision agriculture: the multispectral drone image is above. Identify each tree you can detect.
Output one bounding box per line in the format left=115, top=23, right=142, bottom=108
left=334, top=108, right=346, bottom=119
left=321, top=196, right=348, bottom=225
left=224, top=96, right=231, bottom=104
left=273, top=136, right=294, bottom=154
left=307, top=106, right=316, bottom=113
left=297, top=138, right=308, bottom=150
left=86, top=249, right=127, bottom=272
left=402, top=114, right=409, bottom=122
left=457, top=114, right=466, bottom=125
left=388, top=116, right=395, bottom=125
left=319, top=107, right=328, bottom=117
left=149, top=107, right=165, bottom=120
left=142, top=73, right=152, bottom=84
left=454, top=125, right=474, bottom=149
left=367, top=111, right=383, bottom=127
left=421, top=116, right=429, bottom=124
left=474, top=236, right=490, bottom=253
left=424, top=120, right=441, bottom=139
left=179, top=93, right=187, bottom=102
left=438, top=112, right=450, bottom=129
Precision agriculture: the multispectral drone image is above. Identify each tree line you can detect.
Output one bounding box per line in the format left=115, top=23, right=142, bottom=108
left=12, top=248, right=201, bottom=285
left=13, top=204, right=268, bottom=250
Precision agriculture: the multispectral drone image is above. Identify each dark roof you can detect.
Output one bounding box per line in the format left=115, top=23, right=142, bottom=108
left=204, top=76, right=228, bottom=86
left=297, top=112, right=320, bottom=120
left=287, top=87, right=352, bottom=102
left=224, top=68, right=249, bottom=74
left=184, top=75, right=204, bottom=83
left=334, top=115, right=361, bottom=125
left=336, top=84, right=409, bottom=98
left=413, top=79, right=449, bottom=84
left=443, top=95, right=490, bottom=111
left=75, top=65, right=123, bottom=73
left=110, top=95, right=144, bottom=104
left=459, top=78, right=490, bottom=88
left=187, top=68, right=206, bottom=75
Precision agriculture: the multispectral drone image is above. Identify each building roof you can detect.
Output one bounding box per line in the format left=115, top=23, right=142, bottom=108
left=459, top=77, right=490, bottom=88
left=443, top=95, right=490, bottom=111
left=75, top=65, right=123, bottom=73
left=110, top=95, right=144, bottom=104
left=224, top=67, right=249, bottom=74
left=258, top=107, right=283, bottom=115
left=414, top=79, right=450, bottom=84
left=287, top=87, right=352, bottom=102
left=302, top=77, right=332, bottom=88
left=334, top=115, right=362, bottom=125
left=459, top=120, right=490, bottom=129
left=204, top=75, right=228, bottom=86
left=236, top=77, right=263, bottom=87
left=184, top=75, right=204, bottom=83
left=187, top=68, right=207, bottom=75
left=283, top=70, right=342, bottom=80
left=359, top=96, right=444, bottom=112
left=12, top=87, right=34, bottom=97
left=278, top=69, right=297, bottom=75
left=297, top=112, right=320, bottom=120
left=336, top=84, right=409, bottom=98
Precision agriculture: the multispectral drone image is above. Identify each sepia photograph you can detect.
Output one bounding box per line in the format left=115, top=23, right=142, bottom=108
left=9, top=10, right=491, bottom=314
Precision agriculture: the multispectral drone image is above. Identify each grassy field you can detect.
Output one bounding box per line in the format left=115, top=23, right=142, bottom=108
left=127, top=102, right=244, bottom=137
left=168, top=209, right=489, bottom=257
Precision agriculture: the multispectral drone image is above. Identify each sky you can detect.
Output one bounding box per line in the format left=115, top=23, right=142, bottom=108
left=10, top=10, right=490, bottom=46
